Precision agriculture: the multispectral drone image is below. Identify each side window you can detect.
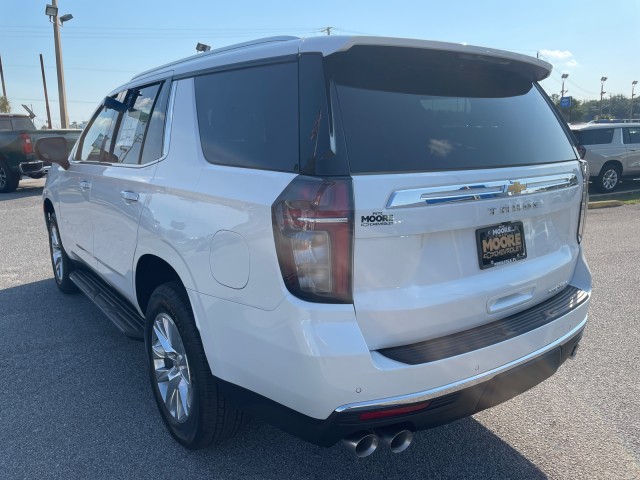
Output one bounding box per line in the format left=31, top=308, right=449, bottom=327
left=77, top=105, right=119, bottom=162
left=194, top=61, right=298, bottom=172
left=576, top=128, right=615, bottom=146
left=140, top=81, right=171, bottom=164
left=112, top=83, right=162, bottom=164
left=623, top=127, right=640, bottom=145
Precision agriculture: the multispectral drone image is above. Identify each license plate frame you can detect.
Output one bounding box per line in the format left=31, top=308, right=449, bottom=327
left=476, top=221, right=527, bottom=270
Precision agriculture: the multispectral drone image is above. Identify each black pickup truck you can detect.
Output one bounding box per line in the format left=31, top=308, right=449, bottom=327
left=0, top=113, right=81, bottom=193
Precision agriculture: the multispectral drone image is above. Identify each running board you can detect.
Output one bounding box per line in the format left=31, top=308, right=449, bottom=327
left=69, top=269, right=145, bottom=340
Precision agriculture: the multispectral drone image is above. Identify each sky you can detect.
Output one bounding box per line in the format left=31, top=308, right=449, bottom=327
left=1, top=0, right=638, bottom=128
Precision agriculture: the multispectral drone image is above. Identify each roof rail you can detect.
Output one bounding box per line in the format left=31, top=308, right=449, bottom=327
left=132, top=36, right=299, bottom=80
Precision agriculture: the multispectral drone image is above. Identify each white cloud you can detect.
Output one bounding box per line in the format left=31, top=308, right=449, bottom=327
left=539, top=49, right=573, bottom=60
left=539, top=49, right=579, bottom=70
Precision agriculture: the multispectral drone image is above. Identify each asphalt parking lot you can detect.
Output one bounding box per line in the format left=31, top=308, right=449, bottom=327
left=1, top=179, right=639, bottom=479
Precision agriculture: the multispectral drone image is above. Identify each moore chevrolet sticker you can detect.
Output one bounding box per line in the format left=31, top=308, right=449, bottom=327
left=476, top=221, right=527, bottom=269
left=361, top=211, right=395, bottom=227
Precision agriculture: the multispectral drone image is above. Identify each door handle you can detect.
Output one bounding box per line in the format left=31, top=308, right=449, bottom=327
left=79, top=180, right=91, bottom=190
left=120, top=191, right=139, bottom=203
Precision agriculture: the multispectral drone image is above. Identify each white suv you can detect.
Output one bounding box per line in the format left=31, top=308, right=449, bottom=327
left=571, top=123, right=640, bottom=192
left=38, top=36, right=591, bottom=457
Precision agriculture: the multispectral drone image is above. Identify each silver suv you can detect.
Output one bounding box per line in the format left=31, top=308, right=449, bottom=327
left=571, top=123, right=640, bottom=192
left=37, top=36, right=591, bottom=457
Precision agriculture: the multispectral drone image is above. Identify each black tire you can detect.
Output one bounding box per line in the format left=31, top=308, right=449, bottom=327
left=46, top=212, right=79, bottom=294
left=0, top=158, right=20, bottom=193
left=145, top=282, right=247, bottom=449
left=596, top=163, right=621, bottom=193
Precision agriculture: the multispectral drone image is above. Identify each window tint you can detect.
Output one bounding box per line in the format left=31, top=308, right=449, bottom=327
left=0, top=119, right=11, bottom=131
left=623, top=127, right=640, bottom=145
left=112, top=83, right=161, bottom=164
left=194, top=62, right=298, bottom=172
left=326, top=47, right=577, bottom=173
left=572, top=128, right=615, bottom=146
left=77, top=106, right=119, bottom=162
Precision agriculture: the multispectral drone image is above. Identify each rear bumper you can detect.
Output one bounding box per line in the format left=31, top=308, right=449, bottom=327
left=218, top=321, right=585, bottom=447
left=19, top=160, right=47, bottom=175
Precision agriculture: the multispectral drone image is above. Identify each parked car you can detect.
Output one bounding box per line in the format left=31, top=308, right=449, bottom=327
left=0, top=113, right=81, bottom=193
left=571, top=123, right=640, bottom=192
left=38, top=36, right=591, bottom=457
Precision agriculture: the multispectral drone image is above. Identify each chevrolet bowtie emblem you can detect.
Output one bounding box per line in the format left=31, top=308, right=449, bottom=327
left=507, top=181, right=527, bottom=194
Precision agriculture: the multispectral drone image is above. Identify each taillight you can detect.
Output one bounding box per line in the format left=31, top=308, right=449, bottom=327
left=272, top=176, right=353, bottom=303
left=20, top=134, right=34, bottom=155
left=577, top=145, right=586, bottom=159
left=577, top=160, right=589, bottom=244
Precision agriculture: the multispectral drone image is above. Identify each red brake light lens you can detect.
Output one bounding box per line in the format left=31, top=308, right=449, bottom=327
left=358, top=401, right=432, bottom=421
left=272, top=176, right=353, bottom=303
left=20, top=134, right=34, bottom=155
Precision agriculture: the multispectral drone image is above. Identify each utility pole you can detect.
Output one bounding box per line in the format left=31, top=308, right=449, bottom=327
left=39, top=54, right=53, bottom=129
left=321, top=27, right=333, bottom=36
left=0, top=54, right=7, bottom=99
left=631, top=80, right=638, bottom=120
left=50, top=0, right=69, bottom=128
left=599, top=77, right=607, bottom=119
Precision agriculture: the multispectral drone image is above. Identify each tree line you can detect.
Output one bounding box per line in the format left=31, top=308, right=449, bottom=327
left=550, top=93, right=638, bottom=123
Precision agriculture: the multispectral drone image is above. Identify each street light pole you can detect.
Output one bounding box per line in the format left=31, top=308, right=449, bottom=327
left=599, top=77, right=607, bottom=119
left=631, top=80, right=638, bottom=120
left=50, top=0, right=69, bottom=128
left=560, top=73, right=569, bottom=98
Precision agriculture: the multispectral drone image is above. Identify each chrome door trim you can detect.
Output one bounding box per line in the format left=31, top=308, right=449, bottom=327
left=386, top=173, right=578, bottom=209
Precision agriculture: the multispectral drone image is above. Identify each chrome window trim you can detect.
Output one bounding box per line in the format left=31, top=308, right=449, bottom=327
left=334, top=314, right=588, bottom=414
left=386, top=173, right=578, bottom=209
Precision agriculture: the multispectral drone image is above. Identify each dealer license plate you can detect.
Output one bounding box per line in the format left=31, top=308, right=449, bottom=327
left=476, top=221, right=527, bottom=270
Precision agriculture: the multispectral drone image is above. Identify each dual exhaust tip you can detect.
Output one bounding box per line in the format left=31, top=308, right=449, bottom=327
left=343, top=427, right=413, bottom=457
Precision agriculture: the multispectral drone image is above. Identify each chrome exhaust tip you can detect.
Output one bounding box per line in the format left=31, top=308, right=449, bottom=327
left=342, top=432, right=379, bottom=458
left=376, top=426, right=414, bottom=454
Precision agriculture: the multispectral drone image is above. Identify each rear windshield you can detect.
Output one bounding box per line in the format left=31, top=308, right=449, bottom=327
left=326, top=47, right=577, bottom=174
left=571, top=128, right=615, bottom=146
left=0, top=117, right=34, bottom=131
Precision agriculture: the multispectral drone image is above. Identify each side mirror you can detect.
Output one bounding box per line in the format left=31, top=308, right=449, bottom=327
left=104, top=96, right=128, bottom=113
left=35, top=136, right=71, bottom=170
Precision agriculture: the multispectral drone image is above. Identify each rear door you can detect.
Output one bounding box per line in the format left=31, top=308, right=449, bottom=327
left=90, top=80, right=171, bottom=300
left=326, top=47, right=583, bottom=350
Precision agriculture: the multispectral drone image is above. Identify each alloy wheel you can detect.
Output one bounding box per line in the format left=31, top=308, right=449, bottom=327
left=49, top=223, right=64, bottom=281
left=602, top=169, right=618, bottom=190
left=151, top=313, right=193, bottom=423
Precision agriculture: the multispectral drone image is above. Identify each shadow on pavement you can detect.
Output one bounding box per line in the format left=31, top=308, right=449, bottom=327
left=0, top=278, right=547, bottom=480
left=0, top=183, right=45, bottom=201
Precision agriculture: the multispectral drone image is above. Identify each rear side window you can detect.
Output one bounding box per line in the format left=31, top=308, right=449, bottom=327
left=0, top=119, right=11, bottom=130
left=623, top=127, right=640, bottom=145
left=194, top=62, right=298, bottom=172
left=326, top=46, right=577, bottom=174
left=572, top=128, right=615, bottom=146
